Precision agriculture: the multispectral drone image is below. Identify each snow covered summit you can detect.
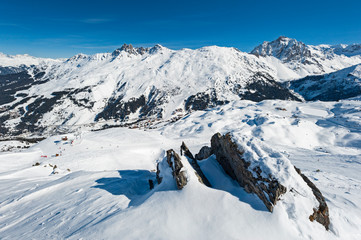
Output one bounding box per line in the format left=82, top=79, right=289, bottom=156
left=251, top=36, right=361, bottom=79
left=0, top=44, right=298, bottom=137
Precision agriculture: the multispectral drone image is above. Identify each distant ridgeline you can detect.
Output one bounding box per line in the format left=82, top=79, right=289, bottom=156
left=0, top=37, right=361, bottom=137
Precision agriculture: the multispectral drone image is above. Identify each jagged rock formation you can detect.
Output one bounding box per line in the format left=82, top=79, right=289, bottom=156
left=207, top=132, right=330, bottom=230
left=112, top=44, right=163, bottom=56
left=294, top=167, right=330, bottom=230
left=195, top=146, right=213, bottom=160
left=210, top=132, right=287, bottom=212
left=251, top=36, right=312, bottom=62
left=180, top=142, right=211, bottom=187
left=156, top=149, right=188, bottom=190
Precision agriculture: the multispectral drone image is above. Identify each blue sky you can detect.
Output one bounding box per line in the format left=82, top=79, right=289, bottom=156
left=0, top=0, right=360, bottom=58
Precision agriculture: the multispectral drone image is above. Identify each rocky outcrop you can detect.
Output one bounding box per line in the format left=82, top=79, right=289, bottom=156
left=180, top=142, right=211, bottom=187
left=156, top=149, right=188, bottom=190
left=294, top=167, right=330, bottom=230
left=210, top=132, right=287, bottom=212
left=208, top=132, right=330, bottom=229
left=195, top=146, right=213, bottom=160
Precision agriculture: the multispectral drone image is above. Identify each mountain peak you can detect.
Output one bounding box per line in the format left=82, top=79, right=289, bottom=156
left=112, top=43, right=166, bottom=57
left=276, top=36, right=292, bottom=42
left=250, top=36, right=310, bottom=62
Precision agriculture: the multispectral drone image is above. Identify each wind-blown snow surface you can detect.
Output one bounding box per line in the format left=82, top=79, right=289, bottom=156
left=1, top=99, right=361, bottom=239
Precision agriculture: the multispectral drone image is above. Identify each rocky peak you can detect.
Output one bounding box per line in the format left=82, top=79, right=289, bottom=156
left=112, top=44, right=166, bottom=57
left=250, top=36, right=312, bottom=62
left=112, top=44, right=138, bottom=56
left=120, top=43, right=136, bottom=54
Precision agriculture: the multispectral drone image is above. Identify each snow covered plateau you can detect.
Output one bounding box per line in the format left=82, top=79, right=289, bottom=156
left=0, top=37, right=361, bottom=239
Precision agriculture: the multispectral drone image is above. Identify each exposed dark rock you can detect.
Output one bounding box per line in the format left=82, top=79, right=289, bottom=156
left=236, top=72, right=301, bottom=102
left=112, top=44, right=152, bottom=56
left=294, top=166, right=330, bottom=230
left=96, top=86, right=172, bottom=122
left=0, top=70, right=35, bottom=105
left=156, top=163, right=162, bottom=184
left=210, top=132, right=287, bottom=212
left=0, top=137, right=45, bottom=143
left=185, top=73, right=300, bottom=111
left=165, top=149, right=187, bottom=190
left=195, top=146, right=213, bottom=160
left=288, top=66, right=361, bottom=101
left=0, top=65, right=28, bottom=75
left=148, top=179, right=154, bottom=190
left=180, top=142, right=211, bottom=187
left=95, top=95, right=146, bottom=121
left=185, top=90, right=228, bottom=111
left=250, top=36, right=312, bottom=62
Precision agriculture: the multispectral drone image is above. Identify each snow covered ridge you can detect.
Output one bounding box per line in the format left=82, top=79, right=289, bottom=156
left=289, top=64, right=361, bottom=101
left=0, top=52, right=62, bottom=66
left=0, top=37, right=361, bottom=137
left=250, top=36, right=361, bottom=79
left=0, top=43, right=300, bottom=137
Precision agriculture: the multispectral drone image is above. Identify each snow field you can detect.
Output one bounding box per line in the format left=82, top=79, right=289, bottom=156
left=0, top=99, right=360, bottom=239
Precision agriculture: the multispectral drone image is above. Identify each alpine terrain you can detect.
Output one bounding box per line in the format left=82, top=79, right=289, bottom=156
left=0, top=36, right=361, bottom=240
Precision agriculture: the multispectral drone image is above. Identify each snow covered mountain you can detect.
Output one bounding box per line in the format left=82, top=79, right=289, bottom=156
left=288, top=64, right=361, bottom=101
left=1, top=39, right=361, bottom=240
left=250, top=36, right=361, bottom=80
left=0, top=52, right=61, bottom=75
left=1, top=38, right=361, bottom=137
left=0, top=44, right=299, bottom=137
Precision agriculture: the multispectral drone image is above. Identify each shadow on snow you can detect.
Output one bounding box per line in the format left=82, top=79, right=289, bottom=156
left=93, top=157, right=268, bottom=212
left=92, top=170, right=156, bottom=207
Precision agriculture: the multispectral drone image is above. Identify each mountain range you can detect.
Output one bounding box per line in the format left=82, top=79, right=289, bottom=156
left=0, top=36, right=361, bottom=137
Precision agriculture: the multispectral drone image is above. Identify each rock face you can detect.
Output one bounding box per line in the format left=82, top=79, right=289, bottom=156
left=180, top=142, right=211, bottom=187
left=210, top=132, right=287, bottom=212
left=208, top=132, right=330, bottom=230
left=251, top=36, right=311, bottom=62
left=157, top=149, right=188, bottom=190
left=195, top=146, right=213, bottom=160
left=294, top=167, right=330, bottom=230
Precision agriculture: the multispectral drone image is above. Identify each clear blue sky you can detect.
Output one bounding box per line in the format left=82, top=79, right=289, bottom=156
left=0, top=0, right=360, bottom=58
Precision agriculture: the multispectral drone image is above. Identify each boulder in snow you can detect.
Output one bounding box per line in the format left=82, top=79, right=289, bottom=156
left=156, top=149, right=188, bottom=190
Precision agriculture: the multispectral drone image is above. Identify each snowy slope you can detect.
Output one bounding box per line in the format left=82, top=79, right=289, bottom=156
left=251, top=36, right=361, bottom=80
left=0, top=98, right=360, bottom=239
left=1, top=38, right=361, bottom=137
left=289, top=64, right=361, bottom=101
left=0, top=44, right=299, bottom=137
left=0, top=52, right=61, bottom=68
